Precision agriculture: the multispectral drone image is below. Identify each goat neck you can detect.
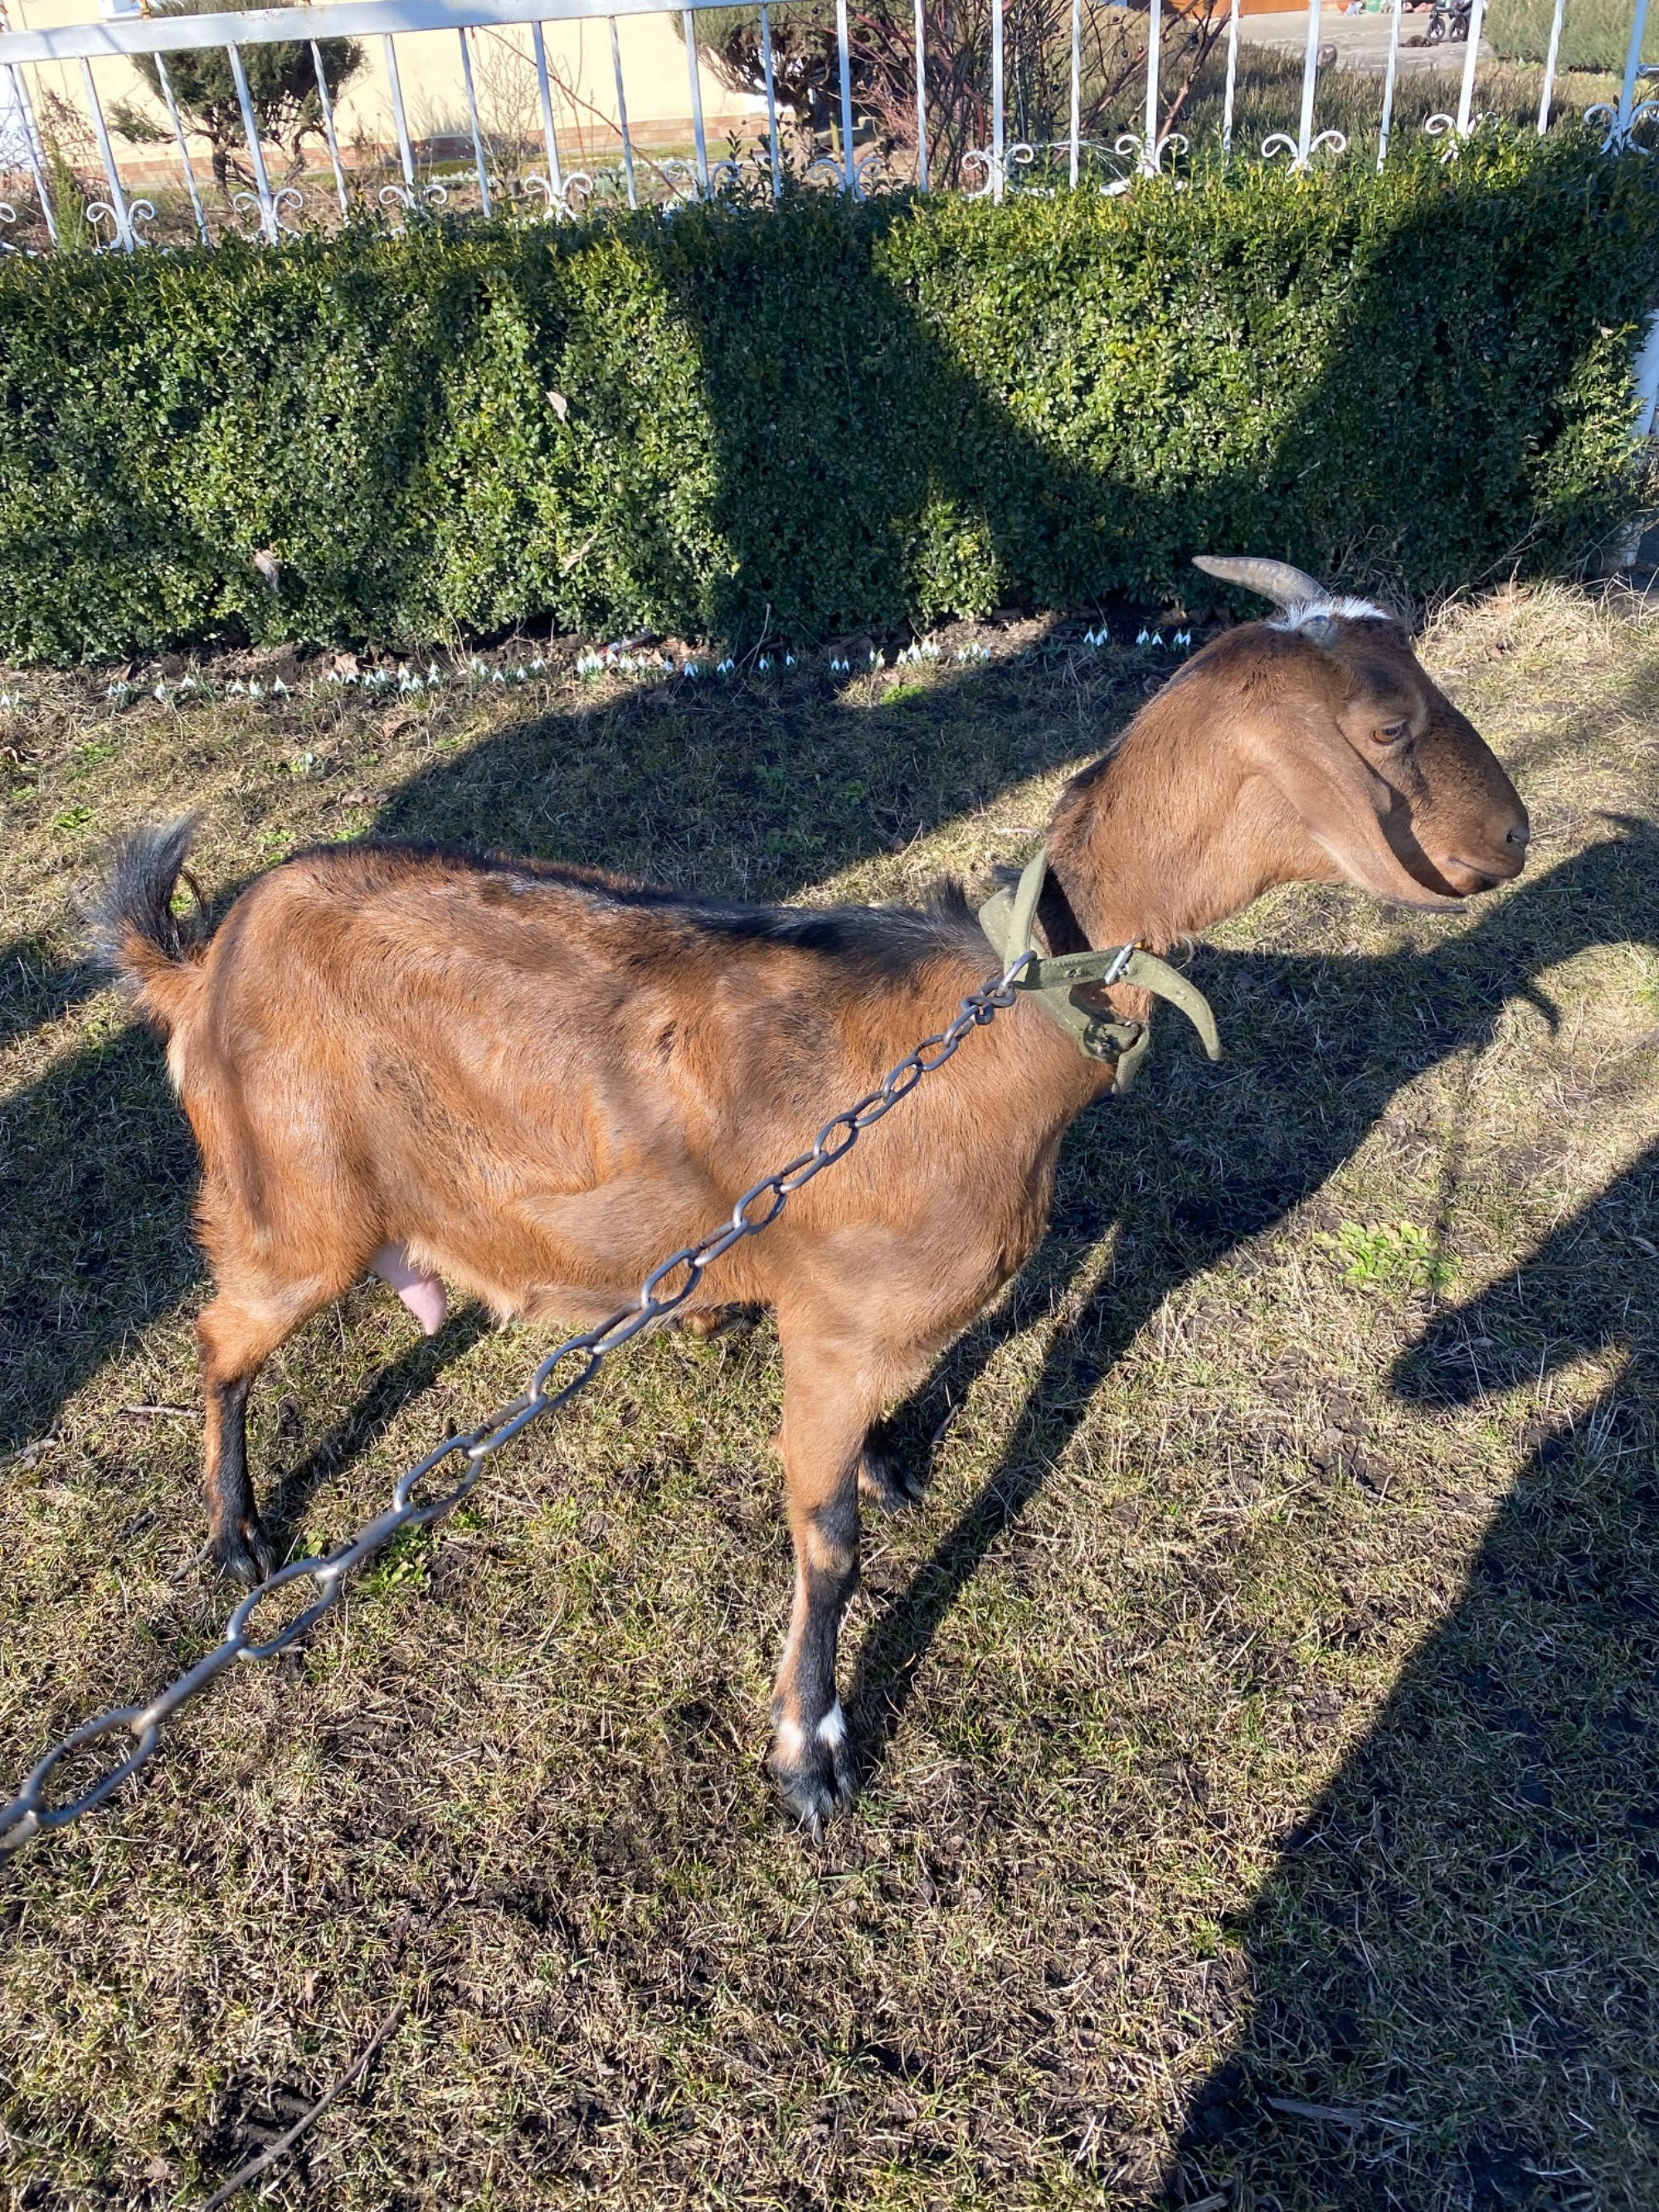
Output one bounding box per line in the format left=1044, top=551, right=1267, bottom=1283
left=1044, top=660, right=1296, bottom=955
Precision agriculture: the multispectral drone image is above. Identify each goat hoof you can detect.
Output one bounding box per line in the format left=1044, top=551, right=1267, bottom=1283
left=858, top=1444, right=927, bottom=1514
left=768, top=1724, right=856, bottom=1838
left=211, top=1518, right=277, bottom=1587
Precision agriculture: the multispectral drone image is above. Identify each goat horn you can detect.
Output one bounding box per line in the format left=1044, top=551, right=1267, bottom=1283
left=1192, top=555, right=1325, bottom=607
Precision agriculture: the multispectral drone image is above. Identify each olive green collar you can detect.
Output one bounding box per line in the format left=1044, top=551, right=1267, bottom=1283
left=976, top=848, right=1221, bottom=1094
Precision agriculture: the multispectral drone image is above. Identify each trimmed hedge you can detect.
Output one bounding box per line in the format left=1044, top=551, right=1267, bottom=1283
left=2, top=134, right=1657, bottom=663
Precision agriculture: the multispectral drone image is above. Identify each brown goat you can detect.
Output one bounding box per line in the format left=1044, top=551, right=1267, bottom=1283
left=95, top=560, right=1527, bottom=1830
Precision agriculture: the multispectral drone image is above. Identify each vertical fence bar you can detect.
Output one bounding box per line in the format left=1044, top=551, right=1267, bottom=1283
left=759, top=3, right=783, bottom=198
left=1453, top=0, right=1486, bottom=133
left=6, top=63, right=55, bottom=246
left=1142, top=0, right=1160, bottom=171
left=1618, top=0, right=1652, bottom=137
left=79, top=56, right=134, bottom=250
left=1377, top=0, right=1403, bottom=166
left=609, top=17, right=637, bottom=206
left=154, top=54, right=209, bottom=243
left=683, top=7, right=711, bottom=194
left=1221, top=0, right=1240, bottom=154
left=1536, top=0, right=1564, bottom=129
left=1631, top=309, right=1659, bottom=438
left=992, top=0, right=1005, bottom=196
left=1295, top=0, right=1320, bottom=163
left=382, top=34, right=419, bottom=200
left=1068, top=0, right=1080, bottom=185
left=309, top=40, right=350, bottom=216
left=530, top=23, right=566, bottom=203
left=226, top=42, right=277, bottom=240
left=912, top=0, right=928, bottom=187
left=835, top=0, right=856, bottom=192
left=458, top=27, right=493, bottom=213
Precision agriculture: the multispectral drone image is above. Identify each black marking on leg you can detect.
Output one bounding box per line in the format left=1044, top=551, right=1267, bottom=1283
left=770, top=1510, right=860, bottom=1835
left=207, top=1372, right=275, bottom=1586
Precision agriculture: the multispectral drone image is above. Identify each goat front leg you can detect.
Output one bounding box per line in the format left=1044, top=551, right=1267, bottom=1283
left=769, top=1325, right=933, bottom=1833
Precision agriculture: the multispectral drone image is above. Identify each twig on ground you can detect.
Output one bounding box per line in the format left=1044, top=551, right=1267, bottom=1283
left=200, top=2001, right=407, bottom=2210
left=1265, top=2094, right=1418, bottom=2133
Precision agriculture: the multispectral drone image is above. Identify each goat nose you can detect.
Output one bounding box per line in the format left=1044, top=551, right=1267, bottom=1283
left=1506, top=819, right=1530, bottom=848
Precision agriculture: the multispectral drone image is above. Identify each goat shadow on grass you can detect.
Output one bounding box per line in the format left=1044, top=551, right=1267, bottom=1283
left=1156, top=1142, right=1659, bottom=2210
left=846, top=824, right=1659, bottom=1777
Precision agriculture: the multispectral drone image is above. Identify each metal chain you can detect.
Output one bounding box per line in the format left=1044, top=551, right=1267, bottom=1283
left=0, top=954, right=1032, bottom=1857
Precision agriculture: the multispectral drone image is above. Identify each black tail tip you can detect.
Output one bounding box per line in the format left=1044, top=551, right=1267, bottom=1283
left=86, top=815, right=202, bottom=979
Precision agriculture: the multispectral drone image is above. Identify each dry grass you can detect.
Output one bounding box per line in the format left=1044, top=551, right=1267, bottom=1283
left=1, top=585, right=1657, bottom=2210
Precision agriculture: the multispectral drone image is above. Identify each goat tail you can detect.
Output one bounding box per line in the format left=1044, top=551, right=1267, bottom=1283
left=88, top=816, right=207, bottom=1035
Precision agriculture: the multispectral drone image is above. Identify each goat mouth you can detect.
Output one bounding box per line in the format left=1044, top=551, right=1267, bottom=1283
left=1438, top=852, right=1525, bottom=894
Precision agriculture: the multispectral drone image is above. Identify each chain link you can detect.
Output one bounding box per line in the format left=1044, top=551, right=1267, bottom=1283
left=0, top=954, right=1031, bottom=1857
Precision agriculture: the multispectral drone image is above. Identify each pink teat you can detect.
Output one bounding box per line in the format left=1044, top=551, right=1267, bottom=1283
left=371, top=1242, right=448, bottom=1336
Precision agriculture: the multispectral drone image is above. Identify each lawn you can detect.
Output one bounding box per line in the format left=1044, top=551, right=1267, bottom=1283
left=1, top=584, right=1657, bottom=2210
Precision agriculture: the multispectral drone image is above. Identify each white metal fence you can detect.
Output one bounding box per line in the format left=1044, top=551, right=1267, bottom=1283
left=0, top=0, right=1653, bottom=255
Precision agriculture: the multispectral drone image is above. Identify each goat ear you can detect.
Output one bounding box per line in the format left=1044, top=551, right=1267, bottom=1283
left=1257, top=727, right=1465, bottom=912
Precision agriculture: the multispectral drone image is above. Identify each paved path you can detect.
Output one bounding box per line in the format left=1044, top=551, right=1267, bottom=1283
left=1236, top=8, right=1494, bottom=75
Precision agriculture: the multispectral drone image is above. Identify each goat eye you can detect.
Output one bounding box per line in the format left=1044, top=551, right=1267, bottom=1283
left=1373, top=720, right=1410, bottom=745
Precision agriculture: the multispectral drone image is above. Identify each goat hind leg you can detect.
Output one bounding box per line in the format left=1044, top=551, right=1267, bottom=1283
left=197, top=1280, right=332, bottom=1585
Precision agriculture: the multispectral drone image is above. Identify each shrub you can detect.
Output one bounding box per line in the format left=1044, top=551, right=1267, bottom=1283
left=1, top=132, right=1656, bottom=664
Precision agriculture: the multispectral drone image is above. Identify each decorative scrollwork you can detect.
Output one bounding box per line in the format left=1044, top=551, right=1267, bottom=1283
left=1423, top=111, right=1497, bottom=160
left=959, top=145, right=996, bottom=197
left=377, top=179, right=450, bottom=223
left=227, top=184, right=308, bottom=241
left=0, top=202, right=18, bottom=255
left=804, top=150, right=853, bottom=192
left=966, top=139, right=1141, bottom=198
left=1114, top=129, right=1190, bottom=177
left=85, top=198, right=153, bottom=250
left=84, top=200, right=122, bottom=250
left=523, top=169, right=596, bottom=221
left=1586, top=98, right=1659, bottom=153
left=1261, top=127, right=1347, bottom=171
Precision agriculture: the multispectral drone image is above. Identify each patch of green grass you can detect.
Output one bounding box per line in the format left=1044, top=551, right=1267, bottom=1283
left=1317, top=1218, right=1458, bottom=1295
left=1, top=592, right=1657, bottom=2209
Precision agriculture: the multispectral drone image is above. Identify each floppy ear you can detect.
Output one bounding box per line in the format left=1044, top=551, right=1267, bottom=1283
left=1253, top=722, right=1464, bottom=912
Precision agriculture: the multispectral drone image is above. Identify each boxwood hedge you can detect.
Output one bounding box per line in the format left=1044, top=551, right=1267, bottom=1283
left=2, top=133, right=1657, bottom=663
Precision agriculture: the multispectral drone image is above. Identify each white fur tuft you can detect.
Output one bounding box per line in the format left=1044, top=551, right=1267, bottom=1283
left=1267, top=596, right=1392, bottom=633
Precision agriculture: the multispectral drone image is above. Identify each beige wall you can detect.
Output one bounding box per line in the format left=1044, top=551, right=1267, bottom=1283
left=9, top=0, right=762, bottom=175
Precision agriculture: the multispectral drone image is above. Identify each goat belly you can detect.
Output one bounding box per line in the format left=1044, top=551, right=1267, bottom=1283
left=370, top=1242, right=448, bottom=1335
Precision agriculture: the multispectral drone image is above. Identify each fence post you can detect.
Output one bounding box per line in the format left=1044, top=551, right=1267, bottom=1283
left=914, top=0, right=929, bottom=187
left=79, top=56, right=135, bottom=250
left=1618, top=0, right=1654, bottom=140
left=608, top=17, right=637, bottom=207
left=835, top=0, right=856, bottom=192
left=760, top=3, right=784, bottom=199
left=1536, top=0, right=1565, bottom=131
left=1453, top=0, right=1486, bottom=135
